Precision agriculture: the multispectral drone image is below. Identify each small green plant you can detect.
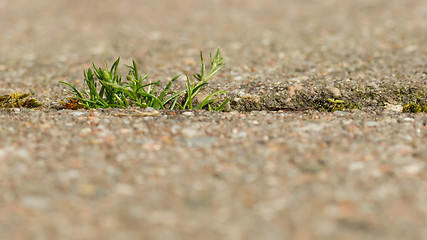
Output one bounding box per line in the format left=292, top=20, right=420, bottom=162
left=0, top=92, right=42, bottom=108
left=179, top=49, right=229, bottom=111
left=59, top=58, right=181, bottom=109
left=59, top=49, right=228, bottom=111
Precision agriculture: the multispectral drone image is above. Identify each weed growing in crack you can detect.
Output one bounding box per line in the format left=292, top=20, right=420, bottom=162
left=59, top=49, right=228, bottom=111
left=179, top=49, right=229, bottom=111
left=124, top=60, right=183, bottom=109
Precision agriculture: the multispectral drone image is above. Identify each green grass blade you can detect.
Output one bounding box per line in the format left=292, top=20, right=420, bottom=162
left=206, top=64, right=225, bottom=81
left=158, top=75, right=180, bottom=101
left=191, top=82, right=208, bottom=99
left=92, top=62, right=103, bottom=79
left=162, top=90, right=184, bottom=106
left=183, top=75, right=193, bottom=109
left=149, top=81, right=160, bottom=95
left=58, top=81, right=85, bottom=99
left=140, top=91, right=164, bottom=109
left=193, top=73, right=202, bottom=81
left=132, top=59, right=139, bottom=79
left=110, top=57, right=120, bottom=75
left=195, top=90, right=226, bottom=109
left=200, top=51, right=205, bottom=81
left=214, top=98, right=229, bottom=111
left=175, top=101, right=184, bottom=110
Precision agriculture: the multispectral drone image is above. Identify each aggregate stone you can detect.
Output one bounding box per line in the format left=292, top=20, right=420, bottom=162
left=1, top=0, right=427, bottom=240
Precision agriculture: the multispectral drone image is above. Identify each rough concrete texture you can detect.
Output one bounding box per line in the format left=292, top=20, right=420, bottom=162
left=1, top=0, right=427, bottom=239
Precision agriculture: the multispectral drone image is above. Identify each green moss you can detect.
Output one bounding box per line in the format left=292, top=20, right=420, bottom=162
left=0, top=92, right=42, bottom=108
left=402, top=104, right=427, bottom=113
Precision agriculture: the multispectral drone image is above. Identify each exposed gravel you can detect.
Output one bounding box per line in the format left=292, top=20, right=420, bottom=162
left=1, top=0, right=427, bottom=239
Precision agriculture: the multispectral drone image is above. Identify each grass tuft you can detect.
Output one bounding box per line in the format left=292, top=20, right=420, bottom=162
left=59, top=49, right=228, bottom=111
left=178, top=49, right=229, bottom=111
